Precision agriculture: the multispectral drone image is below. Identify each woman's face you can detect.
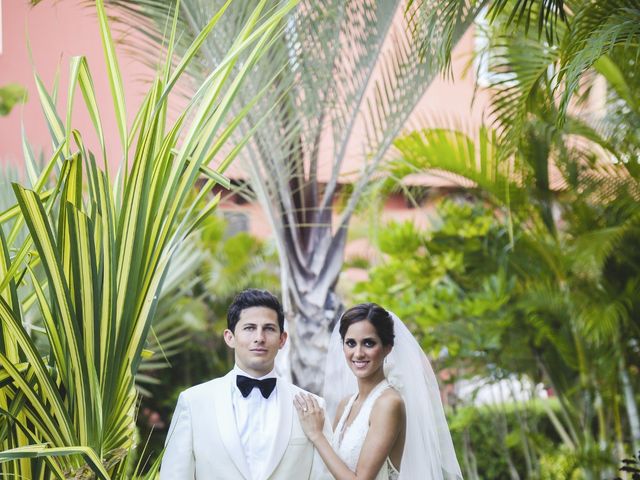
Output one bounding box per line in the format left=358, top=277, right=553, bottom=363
left=342, top=320, right=391, bottom=379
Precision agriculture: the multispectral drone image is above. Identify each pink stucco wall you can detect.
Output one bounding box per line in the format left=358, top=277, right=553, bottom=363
left=334, top=26, right=491, bottom=183
left=1, top=1, right=489, bottom=174
left=0, top=0, right=150, bottom=169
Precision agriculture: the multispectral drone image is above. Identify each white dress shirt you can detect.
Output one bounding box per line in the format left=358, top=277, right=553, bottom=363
left=232, top=365, right=280, bottom=480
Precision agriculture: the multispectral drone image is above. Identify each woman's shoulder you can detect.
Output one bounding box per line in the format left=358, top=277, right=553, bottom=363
left=368, top=387, right=405, bottom=436
left=372, top=387, right=405, bottom=418
left=379, top=386, right=404, bottom=406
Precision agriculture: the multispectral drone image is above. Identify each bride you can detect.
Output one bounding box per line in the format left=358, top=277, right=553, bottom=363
left=294, top=303, right=462, bottom=480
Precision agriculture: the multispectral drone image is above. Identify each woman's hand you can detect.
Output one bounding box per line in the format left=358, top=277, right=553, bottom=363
left=294, top=393, right=325, bottom=444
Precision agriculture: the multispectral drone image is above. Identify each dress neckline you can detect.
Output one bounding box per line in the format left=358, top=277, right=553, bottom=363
left=336, top=379, right=390, bottom=447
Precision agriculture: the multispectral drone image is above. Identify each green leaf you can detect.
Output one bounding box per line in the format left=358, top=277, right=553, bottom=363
left=593, top=54, right=638, bottom=113
left=0, top=444, right=110, bottom=480
left=0, top=84, right=28, bottom=116
left=96, top=0, right=128, bottom=157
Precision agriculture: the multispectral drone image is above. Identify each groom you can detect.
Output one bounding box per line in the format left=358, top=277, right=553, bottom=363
left=159, top=289, right=329, bottom=480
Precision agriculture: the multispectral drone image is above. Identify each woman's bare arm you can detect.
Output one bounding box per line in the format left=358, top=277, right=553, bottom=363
left=295, top=391, right=405, bottom=480
left=354, top=392, right=405, bottom=476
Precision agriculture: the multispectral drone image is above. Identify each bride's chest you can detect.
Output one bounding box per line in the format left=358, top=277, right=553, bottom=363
left=335, top=403, right=370, bottom=450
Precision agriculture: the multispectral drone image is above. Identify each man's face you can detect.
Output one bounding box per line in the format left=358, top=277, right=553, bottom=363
left=224, top=306, right=287, bottom=377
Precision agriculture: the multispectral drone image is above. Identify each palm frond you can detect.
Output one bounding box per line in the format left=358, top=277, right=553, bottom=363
left=569, top=220, right=639, bottom=281
left=518, top=282, right=578, bottom=363
left=484, top=33, right=559, bottom=149
left=391, top=126, right=527, bottom=207
left=593, top=54, right=638, bottom=114
left=409, top=0, right=568, bottom=68
left=557, top=0, right=640, bottom=125
left=409, top=0, right=486, bottom=74
left=486, top=0, right=568, bottom=43
left=573, top=287, right=633, bottom=346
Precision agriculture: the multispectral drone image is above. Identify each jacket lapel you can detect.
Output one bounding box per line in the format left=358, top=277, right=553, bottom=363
left=212, top=372, right=251, bottom=479
left=262, top=379, right=293, bottom=479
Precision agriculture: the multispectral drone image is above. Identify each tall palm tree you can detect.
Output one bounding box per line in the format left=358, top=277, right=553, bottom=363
left=107, top=0, right=486, bottom=391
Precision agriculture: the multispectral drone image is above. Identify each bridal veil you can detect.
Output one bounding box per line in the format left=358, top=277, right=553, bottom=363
left=323, top=311, right=463, bottom=480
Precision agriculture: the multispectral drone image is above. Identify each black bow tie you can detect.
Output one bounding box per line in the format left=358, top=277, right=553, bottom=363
left=236, top=375, right=277, bottom=399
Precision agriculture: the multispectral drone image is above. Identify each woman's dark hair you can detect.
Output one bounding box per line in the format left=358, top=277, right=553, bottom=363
left=227, top=289, right=285, bottom=332
left=339, top=303, right=394, bottom=347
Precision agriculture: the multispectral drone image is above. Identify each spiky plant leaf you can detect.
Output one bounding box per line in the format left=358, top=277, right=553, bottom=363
left=0, top=0, right=297, bottom=476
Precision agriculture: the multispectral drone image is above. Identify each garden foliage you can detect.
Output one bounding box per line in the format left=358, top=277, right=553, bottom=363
left=0, top=0, right=296, bottom=477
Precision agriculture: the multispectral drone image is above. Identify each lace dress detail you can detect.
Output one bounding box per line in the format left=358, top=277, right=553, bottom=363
left=332, top=380, right=400, bottom=480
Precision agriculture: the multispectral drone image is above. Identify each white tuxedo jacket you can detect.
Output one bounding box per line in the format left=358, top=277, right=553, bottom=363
left=159, top=372, right=329, bottom=480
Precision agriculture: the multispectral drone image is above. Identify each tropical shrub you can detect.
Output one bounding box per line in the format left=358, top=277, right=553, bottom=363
left=355, top=195, right=640, bottom=478
left=0, top=0, right=296, bottom=478
left=373, top=0, right=640, bottom=476
left=449, top=400, right=569, bottom=479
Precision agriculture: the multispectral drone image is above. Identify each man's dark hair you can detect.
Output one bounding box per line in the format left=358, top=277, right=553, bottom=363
left=227, top=289, right=285, bottom=332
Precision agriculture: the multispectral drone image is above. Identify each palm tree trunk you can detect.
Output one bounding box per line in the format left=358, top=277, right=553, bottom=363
left=288, top=288, right=343, bottom=394
left=509, top=380, right=538, bottom=478
left=535, top=354, right=580, bottom=448
left=613, top=392, right=625, bottom=464
left=462, top=428, right=480, bottom=480
left=619, top=353, right=640, bottom=453
left=491, top=385, right=521, bottom=480
left=497, top=412, right=520, bottom=480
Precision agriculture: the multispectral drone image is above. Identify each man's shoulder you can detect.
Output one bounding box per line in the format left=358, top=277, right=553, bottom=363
left=180, top=374, right=230, bottom=400
left=287, top=382, right=311, bottom=396
left=284, top=381, right=325, bottom=406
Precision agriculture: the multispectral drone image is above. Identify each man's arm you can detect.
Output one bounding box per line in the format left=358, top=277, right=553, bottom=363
left=159, top=392, right=195, bottom=480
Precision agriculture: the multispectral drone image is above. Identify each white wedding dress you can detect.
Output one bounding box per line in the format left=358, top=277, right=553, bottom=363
left=331, top=379, right=400, bottom=480
left=324, top=312, right=463, bottom=479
